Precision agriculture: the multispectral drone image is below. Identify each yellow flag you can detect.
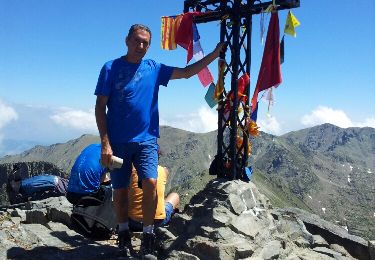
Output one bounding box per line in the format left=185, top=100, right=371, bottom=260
left=160, top=15, right=182, bottom=50
left=214, top=59, right=226, bottom=101
left=284, top=10, right=300, bottom=37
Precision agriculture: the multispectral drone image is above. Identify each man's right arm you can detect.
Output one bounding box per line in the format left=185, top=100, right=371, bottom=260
left=95, top=95, right=113, bottom=167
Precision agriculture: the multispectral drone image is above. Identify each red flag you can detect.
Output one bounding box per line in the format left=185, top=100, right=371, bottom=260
left=251, top=12, right=282, bottom=112
left=175, top=12, right=200, bottom=63
left=197, top=67, right=213, bottom=87
left=224, top=73, right=250, bottom=113
left=175, top=13, right=213, bottom=86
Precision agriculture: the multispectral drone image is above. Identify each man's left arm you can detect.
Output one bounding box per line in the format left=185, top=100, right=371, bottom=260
left=170, top=42, right=225, bottom=80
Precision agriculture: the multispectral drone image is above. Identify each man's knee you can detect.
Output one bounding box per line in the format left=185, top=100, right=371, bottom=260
left=141, top=178, right=157, bottom=191
left=165, top=192, right=180, bottom=208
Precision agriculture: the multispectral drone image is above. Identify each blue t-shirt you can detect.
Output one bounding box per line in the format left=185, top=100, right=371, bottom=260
left=67, top=144, right=106, bottom=194
left=20, top=175, right=58, bottom=196
left=94, top=57, right=174, bottom=143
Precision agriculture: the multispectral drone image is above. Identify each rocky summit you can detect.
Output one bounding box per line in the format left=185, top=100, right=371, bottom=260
left=1, top=179, right=374, bottom=260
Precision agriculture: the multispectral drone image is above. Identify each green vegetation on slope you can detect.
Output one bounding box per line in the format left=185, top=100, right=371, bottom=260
left=252, top=170, right=311, bottom=211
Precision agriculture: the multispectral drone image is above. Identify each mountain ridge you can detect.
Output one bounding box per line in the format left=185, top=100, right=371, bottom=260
left=0, top=123, right=374, bottom=240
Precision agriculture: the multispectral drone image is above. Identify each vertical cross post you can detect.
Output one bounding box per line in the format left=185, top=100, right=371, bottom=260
left=183, top=0, right=300, bottom=180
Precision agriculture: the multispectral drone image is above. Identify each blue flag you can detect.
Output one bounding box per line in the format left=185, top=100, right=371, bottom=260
left=205, top=82, right=218, bottom=108
left=250, top=102, right=259, bottom=122
left=243, top=166, right=253, bottom=182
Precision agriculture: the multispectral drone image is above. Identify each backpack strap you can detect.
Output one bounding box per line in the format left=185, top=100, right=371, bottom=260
left=75, top=185, right=108, bottom=207
left=75, top=196, right=103, bottom=207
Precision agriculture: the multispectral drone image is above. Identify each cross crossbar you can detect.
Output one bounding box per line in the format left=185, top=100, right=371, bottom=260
left=185, top=0, right=300, bottom=23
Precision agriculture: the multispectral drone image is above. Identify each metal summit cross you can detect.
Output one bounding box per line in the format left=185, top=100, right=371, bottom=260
left=183, top=0, right=300, bottom=180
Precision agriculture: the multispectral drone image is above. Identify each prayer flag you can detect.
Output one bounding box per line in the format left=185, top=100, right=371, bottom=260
left=174, top=12, right=213, bottom=87
left=284, top=10, right=300, bottom=37
left=237, top=73, right=250, bottom=103
left=161, top=16, right=176, bottom=50
left=224, top=73, right=250, bottom=113
left=264, top=87, right=274, bottom=115
left=175, top=12, right=199, bottom=63
left=251, top=12, right=282, bottom=112
left=227, top=73, right=249, bottom=104
left=214, top=59, right=226, bottom=100
left=161, top=15, right=182, bottom=50
left=248, top=120, right=260, bottom=137
left=250, top=102, right=258, bottom=122
left=192, top=24, right=214, bottom=87
left=204, top=82, right=218, bottom=108
left=244, top=166, right=253, bottom=182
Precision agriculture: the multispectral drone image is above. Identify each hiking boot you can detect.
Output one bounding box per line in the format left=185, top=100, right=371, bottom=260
left=117, top=230, right=133, bottom=256
left=140, top=232, right=157, bottom=259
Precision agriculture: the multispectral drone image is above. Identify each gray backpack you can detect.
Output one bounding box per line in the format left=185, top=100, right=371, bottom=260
left=70, top=186, right=117, bottom=240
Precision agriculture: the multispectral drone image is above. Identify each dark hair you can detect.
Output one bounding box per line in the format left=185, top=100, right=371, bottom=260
left=127, top=24, right=152, bottom=44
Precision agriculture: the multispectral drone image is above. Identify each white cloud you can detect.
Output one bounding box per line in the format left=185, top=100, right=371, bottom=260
left=354, top=117, right=375, bottom=128
left=161, top=106, right=284, bottom=135
left=0, top=99, right=18, bottom=129
left=257, top=115, right=282, bottom=135
left=0, top=103, right=98, bottom=152
left=0, top=99, right=18, bottom=148
left=301, top=106, right=375, bottom=129
left=50, top=107, right=97, bottom=133
left=161, top=106, right=217, bottom=133
left=301, top=106, right=353, bottom=128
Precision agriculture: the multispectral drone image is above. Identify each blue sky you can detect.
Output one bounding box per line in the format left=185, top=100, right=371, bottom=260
left=0, top=0, right=374, bottom=155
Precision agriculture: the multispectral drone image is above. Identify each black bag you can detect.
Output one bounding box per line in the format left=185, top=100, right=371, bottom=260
left=70, top=186, right=117, bottom=240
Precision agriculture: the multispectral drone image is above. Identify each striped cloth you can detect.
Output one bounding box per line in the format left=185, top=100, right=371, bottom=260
left=160, top=15, right=182, bottom=50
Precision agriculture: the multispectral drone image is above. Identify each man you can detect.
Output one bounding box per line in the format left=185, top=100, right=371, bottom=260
left=94, top=24, right=223, bottom=256
left=7, top=174, right=68, bottom=204
left=66, top=144, right=110, bottom=206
